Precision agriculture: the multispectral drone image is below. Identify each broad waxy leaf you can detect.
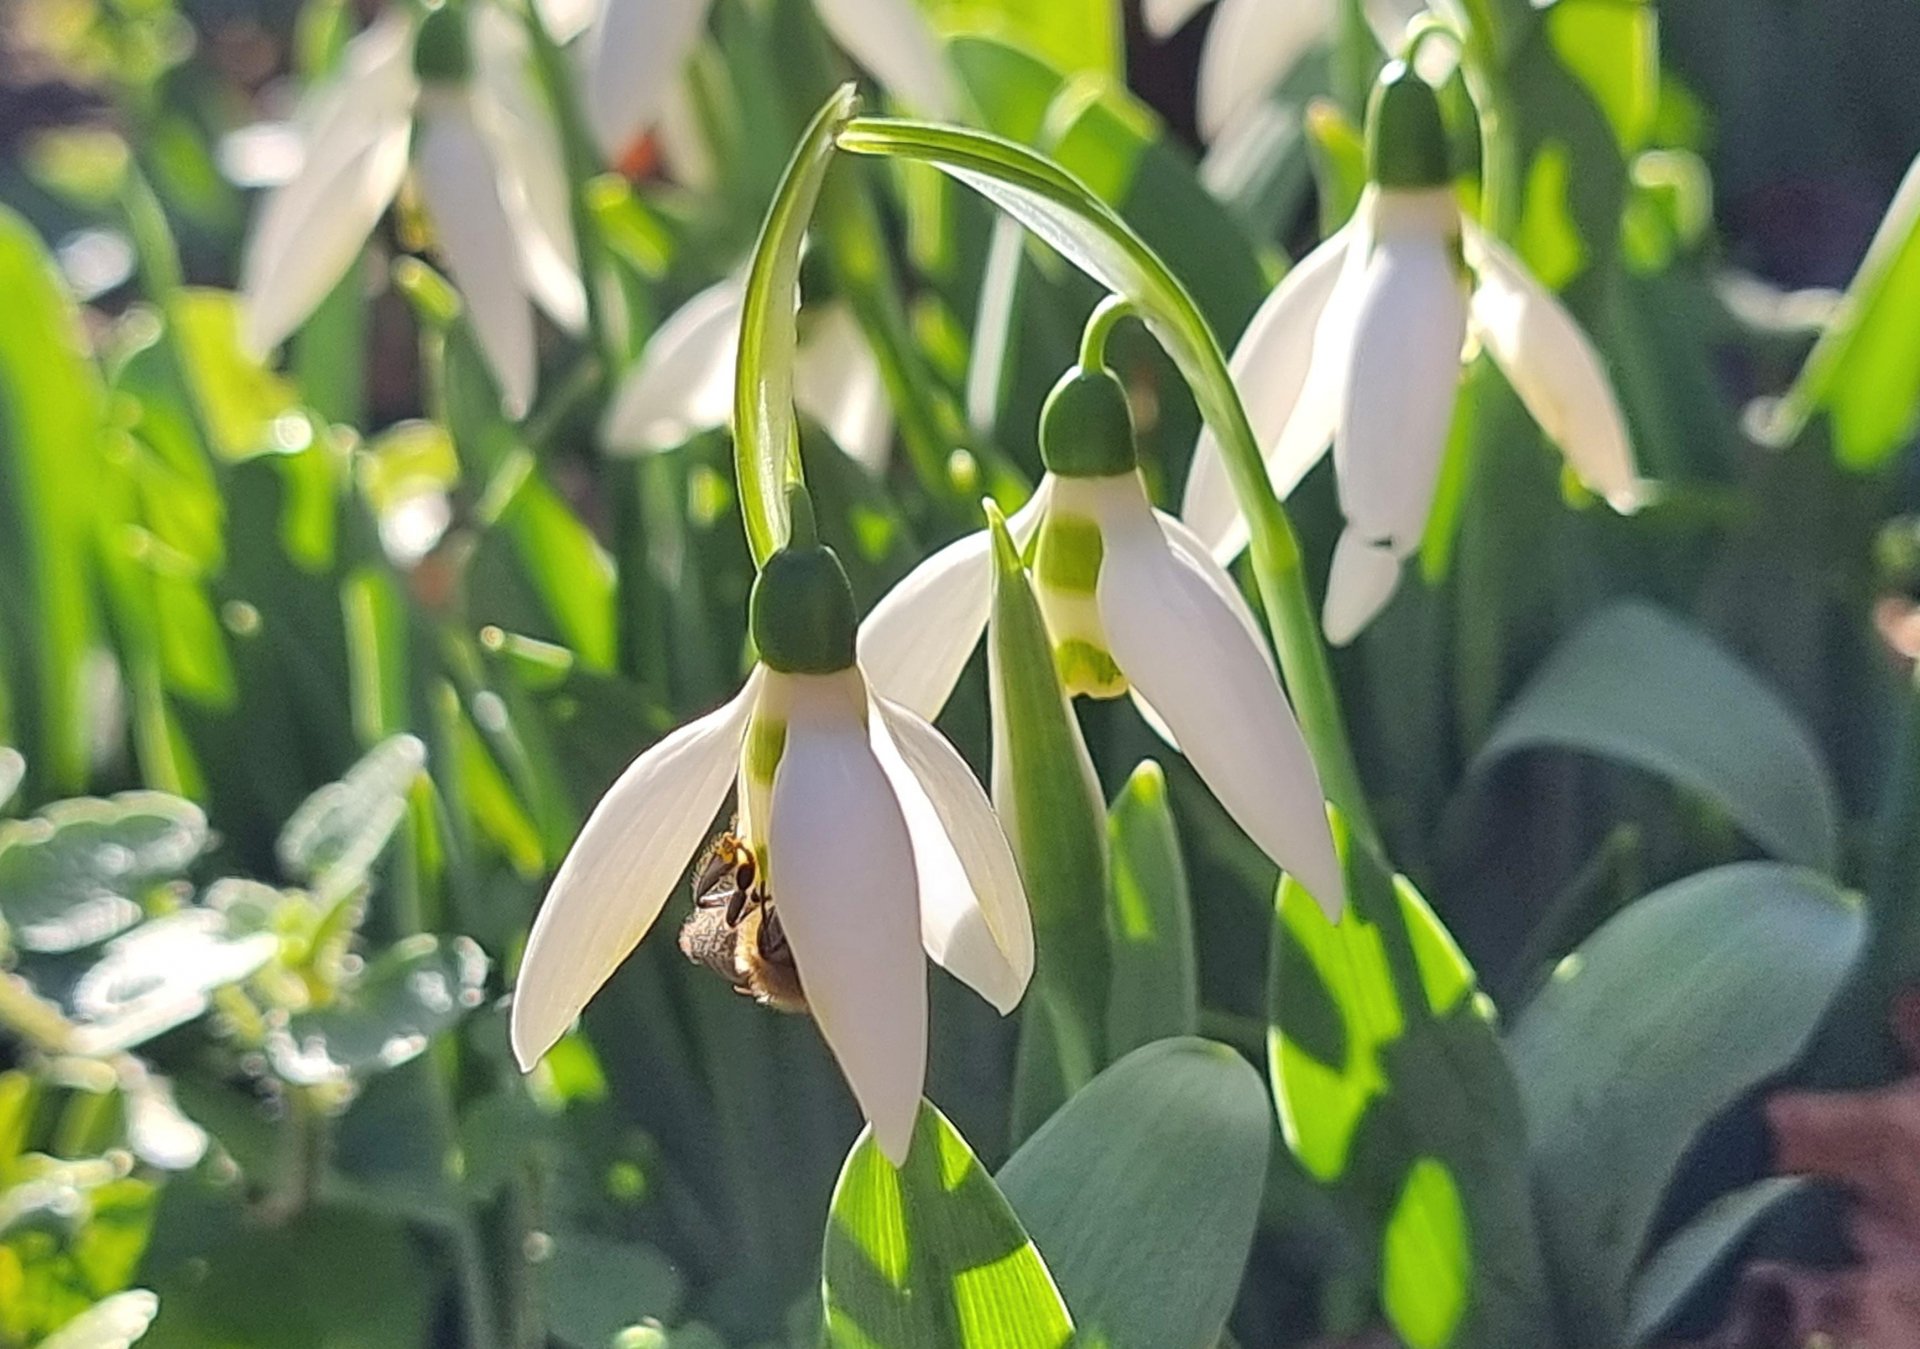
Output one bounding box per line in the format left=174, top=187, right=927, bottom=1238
left=1104, top=761, right=1199, bottom=1057
left=997, top=1038, right=1269, bottom=1349
left=1627, top=1176, right=1810, bottom=1345
left=0, top=793, right=209, bottom=953
left=1473, top=602, right=1840, bottom=872
left=538, top=1228, right=685, bottom=1349
left=1508, top=862, right=1866, bottom=1347
left=1270, top=809, right=1554, bottom=1348
left=1770, top=151, right=1920, bottom=469
left=275, top=734, right=426, bottom=902
left=821, top=1103, right=1074, bottom=1347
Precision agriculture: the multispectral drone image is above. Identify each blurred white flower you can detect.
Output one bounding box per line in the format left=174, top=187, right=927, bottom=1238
left=580, top=0, right=961, bottom=162
left=511, top=548, right=1032, bottom=1164
left=1182, top=70, right=1643, bottom=645
left=1145, top=0, right=1447, bottom=142
left=860, top=372, right=1344, bottom=918
left=601, top=278, right=891, bottom=468
left=239, top=7, right=586, bottom=419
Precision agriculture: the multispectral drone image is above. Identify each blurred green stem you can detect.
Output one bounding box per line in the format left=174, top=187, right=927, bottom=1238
left=1457, top=0, right=1523, bottom=239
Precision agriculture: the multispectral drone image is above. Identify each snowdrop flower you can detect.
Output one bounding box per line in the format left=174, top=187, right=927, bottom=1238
left=581, top=0, right=960, bottom=161
left=510, top=510, right=1032, bottom=1163
left=1144, top=0, right=1443, bottom=142
left=602, top=277, right=891, bottom=469
left=1182, top=64, right=1645, bottom=644
left=239, top=3, right=586, bottom=418
left=860, top=364, right=1344, bottom=918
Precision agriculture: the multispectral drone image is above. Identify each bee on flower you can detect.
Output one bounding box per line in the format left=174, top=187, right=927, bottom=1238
left=1181, top=62, right=1648, bottom=644
left=510, top=498, right=1032, bottom=1164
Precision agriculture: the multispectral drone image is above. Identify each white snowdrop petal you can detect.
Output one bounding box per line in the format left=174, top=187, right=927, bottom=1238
left=770, top=696, right=927, bottom=1165
left=471, top=9, right=588, bottom=332
left=796, top=304, right=894, bottom=471
left=416, top=102, right=540, bottom=418
left=1182, top=227, right=1350, bottom=564
left=601, top=278, right=744, bottom=453
left=811, top=0, right=961, bottom=119
left=1143, top=0, right=1212, bottom=38
left=1095, top=492, right=1344, bottom=917
left=239, top=15, right=417, bottom=354
left=584, top=0, right=712, bottom=159
left=872, top=697, right=1032, bottom=1012
left=857, top=478, right=1052, bottom=721
left=1197, top=0, right=1331, bottom=142
left=536, top=0, right=599, bottom=43
left=1466, top=225, right=1644, bottom=511
left=509, top=671, right=759, bottom=1070
left=1333, top=226, right=1468, bottom=552
left=1322, top=526, right=1404, bottom=647
left=655, top=75, right=718, bottom=190
left=1156, top=509, right=1276, bottom=681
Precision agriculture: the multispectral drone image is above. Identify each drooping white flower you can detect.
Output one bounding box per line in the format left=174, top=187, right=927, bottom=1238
left=860, top=367, right=1344, bottom=918
left=580, top=0, right=961, bottom=162
left=510, top=531, right=1031, bottom=1164
left=239, top=5, right=586, bottom=419
left=1145, top=0, right=1441, bottom=142
left=601, top=277, right=891, bottom=468
left=1182, top=65, right=1645, bottom=644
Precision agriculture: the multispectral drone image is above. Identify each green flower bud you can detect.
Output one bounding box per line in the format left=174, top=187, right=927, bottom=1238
left=412, top=4, right=472, bottom=86
left=1039, top=366, right=1138, bottom=479
left=1366, top=61, right=1449, bottom=189
left=750, top=542, right=858, bottom=674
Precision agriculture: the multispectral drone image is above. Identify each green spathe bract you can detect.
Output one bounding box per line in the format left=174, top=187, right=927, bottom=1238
left=1038, top=366, right=1137, bottom=478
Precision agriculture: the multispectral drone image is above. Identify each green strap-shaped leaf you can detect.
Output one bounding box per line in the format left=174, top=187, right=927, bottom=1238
left=987, top=509, right=1110, bottom=1142
left=0, top=206, right=107, bottom=793
left=998, top=1038, right=1269, bottom=1349
left=1270, top=809, right=1554, bottom=1349
left=1104, top=762, right=1199, bottom=1058
left=734, top=84, right=860, bottom=567
left=1769, top=151, right=1920, bottom=469
left=821, top=1103, right=1074, bottom=1348
left=1507, top=862, right=1866, bottom=1347
left=1626, top=1177, right=1810, bottom=1346
left=1472, top=601, right=1840, bottom=872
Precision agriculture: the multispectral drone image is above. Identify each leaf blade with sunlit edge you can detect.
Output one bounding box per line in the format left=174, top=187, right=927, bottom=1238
left=821, top=1102, right=1074, bottom=1348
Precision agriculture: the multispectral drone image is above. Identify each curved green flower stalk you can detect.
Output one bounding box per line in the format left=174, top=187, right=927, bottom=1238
left=834, top=115, right=1376, bottom=841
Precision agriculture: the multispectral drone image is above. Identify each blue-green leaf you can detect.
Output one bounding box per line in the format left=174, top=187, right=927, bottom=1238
left=998, top=1038, right=1269, bottom=1349
left=1473, top=602, right=1840, bottom=872
left=1508, top=862, right=1866, bottom=1347
left=821, top=1103, right=1074, bottom=1347
left=1104, top=761, right=1198, bottom=1057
